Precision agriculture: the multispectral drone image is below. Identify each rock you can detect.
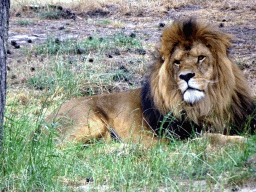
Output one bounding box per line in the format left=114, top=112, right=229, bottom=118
left=119, top=65, right=129, bottom=72
left=114, top=49, right=121, bottom=55
left=88, top=58, right=94, bottom=63
left=130, top=33, right=136, bottom=38
left=135, top=48, right=146, bottom=55
left=36, top=86, right=44, bottom=91
left=55, top=38, right=61, bottom=44
left=159, top=23, right=165, bottom=28
left=76, top=48, right=86, bottom=55
left=14, top=44, right=20, bottom=49
left=86, top=177, right=93, bottom=183
left=106, top=54, right=113, bottom=58
left=58, top=26, right=65, bottom=30
left=11, top=74, right=17, bottom=79
left=126, top=48, right=132, bottom=52
left=27, top=39, right=32, bottom=43
left=11, top=40, right=17, bottom=46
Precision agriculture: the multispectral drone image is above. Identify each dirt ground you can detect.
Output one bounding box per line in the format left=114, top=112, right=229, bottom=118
left=5, top=2, right=256, bottom=191
left=7, top=2, right=256, bottom=93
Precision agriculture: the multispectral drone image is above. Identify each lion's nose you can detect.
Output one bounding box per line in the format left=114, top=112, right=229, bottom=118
left=179, top=72, right=195, bottom=82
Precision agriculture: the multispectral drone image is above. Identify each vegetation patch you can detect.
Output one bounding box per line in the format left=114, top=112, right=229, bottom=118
left=2, top=0, right=256, bottom=191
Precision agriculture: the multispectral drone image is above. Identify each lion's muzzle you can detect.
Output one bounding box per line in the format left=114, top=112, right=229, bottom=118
left=178, top=72, right=205, bottom=104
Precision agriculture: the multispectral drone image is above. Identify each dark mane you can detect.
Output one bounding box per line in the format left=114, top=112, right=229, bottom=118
left=141, top=19, right=256, bottom=138
left=183, top=19, right=196, bottom=40
left=141, top=80, right=202, bottom=139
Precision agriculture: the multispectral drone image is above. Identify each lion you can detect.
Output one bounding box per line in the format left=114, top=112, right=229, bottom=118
left=47, top=19, right=256, bottom=147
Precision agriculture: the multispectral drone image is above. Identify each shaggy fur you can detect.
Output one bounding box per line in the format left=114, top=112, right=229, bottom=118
left=47, top=19, right=256, bottom=147
left=147, top=19, right=256, bottom=135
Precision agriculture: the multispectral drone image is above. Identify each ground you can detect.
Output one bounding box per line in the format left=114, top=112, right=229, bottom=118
left=7, top=2, right=256, bottom=93
left=3, top=1, right=256, bottom=191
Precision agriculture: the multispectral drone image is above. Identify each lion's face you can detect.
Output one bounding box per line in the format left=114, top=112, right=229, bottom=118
left=171, top=42, right=215, bottom=104
left=149, top=19, right=254, bottom=130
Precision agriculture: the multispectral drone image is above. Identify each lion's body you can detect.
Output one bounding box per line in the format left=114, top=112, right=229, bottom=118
left=49, top=89, right=160, bottom=145
left=47, top=19, right=256, bottom=147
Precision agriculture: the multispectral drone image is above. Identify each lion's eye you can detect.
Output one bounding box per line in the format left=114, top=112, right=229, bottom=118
left=174, top=60, right=180, bottom=65
left=198, top=55, right=205, bottom=62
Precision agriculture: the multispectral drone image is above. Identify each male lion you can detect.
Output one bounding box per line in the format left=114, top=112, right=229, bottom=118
left=47, top=19, right=256, bottom=147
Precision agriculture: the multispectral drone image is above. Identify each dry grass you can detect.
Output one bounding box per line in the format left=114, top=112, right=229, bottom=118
left=3, top=0, right=256, bottom=190
left=11, top=0, right=256, bottom=17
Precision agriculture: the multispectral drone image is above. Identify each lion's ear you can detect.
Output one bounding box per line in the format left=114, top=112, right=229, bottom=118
left=159, top=46, right=171, bottom=61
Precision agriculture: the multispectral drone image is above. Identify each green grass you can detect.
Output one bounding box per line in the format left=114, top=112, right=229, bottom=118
left=97, top=19, right=112, bottom=25
left=2, top=13, right=256, bottom=191
left=1, top=105, right=256, bottom=191
left=39, top=6, right=62, bottom=20
left=16, top=19, right=35, bottom=26
left=33, top=31, right=142, bottom=56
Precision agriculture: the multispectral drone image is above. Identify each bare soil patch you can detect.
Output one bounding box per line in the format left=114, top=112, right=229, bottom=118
left=5, top=1, right=256, bottom=190
left=7, top=1, right=256, bottom=92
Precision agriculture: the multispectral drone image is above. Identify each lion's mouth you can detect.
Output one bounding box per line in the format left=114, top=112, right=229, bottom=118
left=183, top=87, right=205, bottom=104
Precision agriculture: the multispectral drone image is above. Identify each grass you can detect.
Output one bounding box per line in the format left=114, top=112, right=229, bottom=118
left=2, top=107, right=256, bottom=191
left=32, top=31, right=142, bottom=56
left=39, top=9, right=62, bottom=20
left=2, top=35, right=256, bottom=190
left=2, top=0, right=256, bottom=191
left=10, top=0, right=234, bottom=17
left=16, top=19, right=35, bottom=26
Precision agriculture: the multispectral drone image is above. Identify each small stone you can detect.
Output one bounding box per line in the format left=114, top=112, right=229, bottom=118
left=55, top=38, right=61, bottom=44
left=76, top=48, right=86, bottom=55
left=7, top=66, right=10, bottom=71
left=106, top=54, right=113, bottom=58
left=30, top=67, right=35, bottom=72
left=127, top=48, right=132, bottom=52
left=7, top=50, right=11, bottom=54
left=222, top=19, right=226, bottom=22
left=11, top=74, right=17, bottom=79
left=58, top=26, right=65, bottom=30
left=56, top=5, right=63, bottom=11
left=14, top=44, right=20, bottom=49
left=88, top=58, right=94, bottom=63
left=86, top=177, right=93, bottom=183
left=119, top=65, right=129, bottom=72
left=136, top=48, right=146, bottom=55
left=36, top=86, right=44, bottom=91
left=27, top=39, right=32, bottom=43
left=11, top=40, right=17, bottom=46
left=88, top=36, right=93, bottom=40
left=219, top=23, right=224, bottom=28
left=159, top=23, right=165, bottom=28
left=114, top=49, right=121, bottom=55
left=130, top=33, right=136, bottom=38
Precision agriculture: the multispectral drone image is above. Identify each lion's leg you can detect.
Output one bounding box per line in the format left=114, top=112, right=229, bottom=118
left=204, top=133, right=246, bottom=145
left=67, top=116, right=112, bottom=143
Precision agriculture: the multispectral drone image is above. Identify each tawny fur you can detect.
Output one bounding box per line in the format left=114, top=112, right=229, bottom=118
left=46, top=19, right=255, bottom=147
left=149, top=20, right=254, bottom=133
